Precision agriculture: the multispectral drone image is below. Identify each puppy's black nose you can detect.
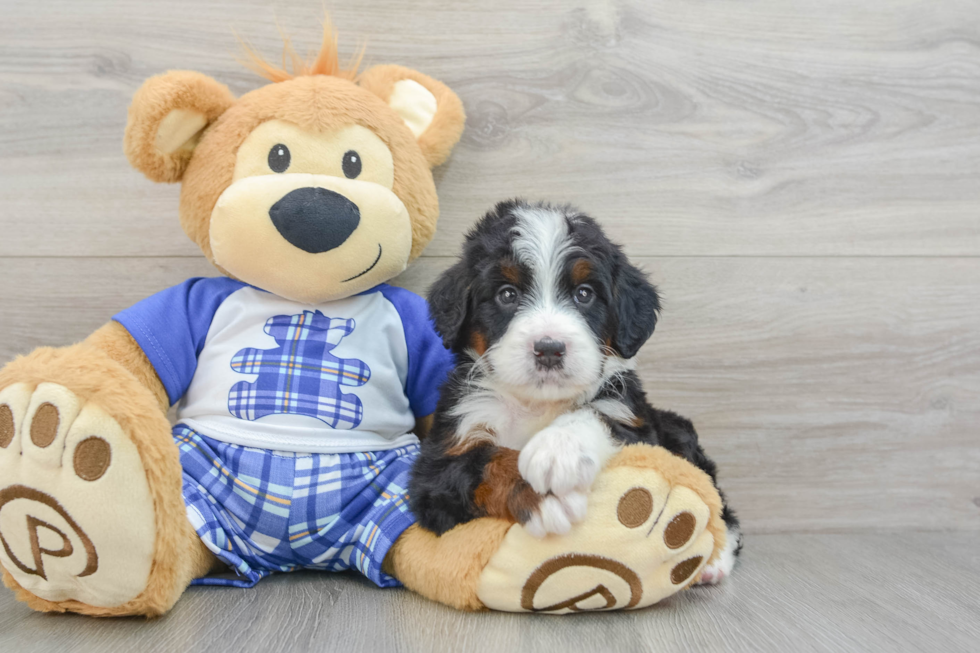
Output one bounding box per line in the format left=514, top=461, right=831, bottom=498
left=269, top=187, right=360, bottom=254
left=533, top=337, right=566, bottom=369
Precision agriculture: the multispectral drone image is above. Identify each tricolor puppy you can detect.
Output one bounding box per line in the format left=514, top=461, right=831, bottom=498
left=409, top=200, right=742, bottom=584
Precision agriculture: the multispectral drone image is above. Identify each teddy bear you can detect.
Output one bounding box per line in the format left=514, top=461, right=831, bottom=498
left=0, top=22, right=726, bottom=616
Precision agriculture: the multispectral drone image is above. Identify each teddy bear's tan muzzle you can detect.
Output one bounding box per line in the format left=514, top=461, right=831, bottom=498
left=208, top=173, right=413, bottom=304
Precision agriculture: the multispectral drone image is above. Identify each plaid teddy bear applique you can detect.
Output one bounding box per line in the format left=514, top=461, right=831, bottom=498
left=227, top=310, right=372, bottom=428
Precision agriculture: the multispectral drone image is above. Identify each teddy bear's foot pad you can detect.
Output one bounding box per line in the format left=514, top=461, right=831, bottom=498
left=0, top=383, right=156, bottom=608
left=477, top=447, right=721, bottom=613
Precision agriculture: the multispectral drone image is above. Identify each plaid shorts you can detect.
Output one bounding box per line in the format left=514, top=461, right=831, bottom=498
left=174, top=424, right=418, bottom=588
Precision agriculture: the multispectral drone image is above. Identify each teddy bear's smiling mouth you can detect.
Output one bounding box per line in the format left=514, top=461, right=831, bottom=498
left=342, top=244, right=383, bottom=283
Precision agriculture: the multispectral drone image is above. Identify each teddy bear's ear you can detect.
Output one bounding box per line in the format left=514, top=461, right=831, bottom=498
left=124, top=71, right=236, bottom=183
left=359, top=64, right=465, bottom=168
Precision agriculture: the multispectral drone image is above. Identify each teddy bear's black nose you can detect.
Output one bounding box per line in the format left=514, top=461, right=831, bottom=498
left=269, top=187, right=361, bottom=254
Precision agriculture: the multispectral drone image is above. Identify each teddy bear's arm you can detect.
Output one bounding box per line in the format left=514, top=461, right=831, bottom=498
left=83, top=321, right=169, bottom=413
left=414, top=414, right=433, bottom=439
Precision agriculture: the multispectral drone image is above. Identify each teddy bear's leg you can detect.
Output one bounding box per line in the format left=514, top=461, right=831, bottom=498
left=476, top=445, right=726, bottom=613
left=388, top=445, right=726, bottom=613
left=0, top=328, right=212, bottom=616
left=383, top=519, right=513, bottom=610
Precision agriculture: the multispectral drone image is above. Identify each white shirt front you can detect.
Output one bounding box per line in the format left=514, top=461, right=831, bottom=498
left=115, top=279, right=453, bottom=454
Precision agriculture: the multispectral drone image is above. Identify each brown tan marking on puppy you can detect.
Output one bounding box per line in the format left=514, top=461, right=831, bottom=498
left=473, top=448, right=541, bottom=523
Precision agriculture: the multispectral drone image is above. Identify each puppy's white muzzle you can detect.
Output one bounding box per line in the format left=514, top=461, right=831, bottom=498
left=488, top=307, right=603, bottom=401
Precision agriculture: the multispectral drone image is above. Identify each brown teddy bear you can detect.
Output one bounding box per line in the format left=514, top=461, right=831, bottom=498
left=0, top=22, right=725, bottom=616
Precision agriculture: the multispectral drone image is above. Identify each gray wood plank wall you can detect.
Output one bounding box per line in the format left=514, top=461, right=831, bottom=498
left=0, top=0, right=978, bottom=536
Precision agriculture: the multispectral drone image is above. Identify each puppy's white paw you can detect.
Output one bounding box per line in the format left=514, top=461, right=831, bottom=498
left=697, top=526, right=741, bottom=585
left=697, top=564, right=727, bottom=585
left=558, top=490, right=589, bottom=523
left=518, top=426, right=600, bottom=496
left=523, top=492, right=588, bottom=538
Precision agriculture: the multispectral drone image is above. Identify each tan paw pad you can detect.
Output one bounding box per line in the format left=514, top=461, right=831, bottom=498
left=0, top=383, right=156, bottom=608
left=477, top=456, right=719, bottom=613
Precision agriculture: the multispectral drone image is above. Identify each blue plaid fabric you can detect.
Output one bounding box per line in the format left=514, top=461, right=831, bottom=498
left=228, top=310, right=372, bottom=428
left=174, top=424, right=417, bottom=588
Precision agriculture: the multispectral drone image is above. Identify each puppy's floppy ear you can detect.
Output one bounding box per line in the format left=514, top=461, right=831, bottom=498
left=124, top=71, right=235, bottom=183
left=358, top=64, right=465, bottom=168
left=610, top=254, right=661, bottom=359
left=427, top=260, right=471, bottom=350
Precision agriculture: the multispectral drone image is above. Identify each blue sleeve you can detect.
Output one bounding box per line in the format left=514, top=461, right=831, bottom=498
left=379, top=285, right=455, bottom=418
left=112, top=277, right=246, bottom=406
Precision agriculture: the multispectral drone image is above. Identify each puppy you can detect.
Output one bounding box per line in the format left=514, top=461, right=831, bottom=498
left=410, top=200, right=742, bottom=584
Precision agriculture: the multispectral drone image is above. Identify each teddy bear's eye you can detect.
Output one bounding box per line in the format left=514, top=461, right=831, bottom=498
left=342, top=150, right=361, bottom=179
left=268, top=144, right=291, bottom=173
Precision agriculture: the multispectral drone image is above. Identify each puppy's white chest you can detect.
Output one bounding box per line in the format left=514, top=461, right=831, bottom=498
left=451, top=387, right=570, bottom=450
left=488, top=399, right=564, bottom=450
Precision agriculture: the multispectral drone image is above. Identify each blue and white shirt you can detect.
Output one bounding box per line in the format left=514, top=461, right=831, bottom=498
left=114, top=278, right=453, bottom=454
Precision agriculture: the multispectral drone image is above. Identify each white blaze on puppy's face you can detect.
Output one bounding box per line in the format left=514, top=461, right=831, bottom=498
left=485, top=206, right=604, bottom=402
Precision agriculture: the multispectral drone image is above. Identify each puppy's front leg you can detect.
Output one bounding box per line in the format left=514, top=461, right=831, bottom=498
left=518, top=408, right=621, bottom=498
left=474, top=448, right=585, bottom=538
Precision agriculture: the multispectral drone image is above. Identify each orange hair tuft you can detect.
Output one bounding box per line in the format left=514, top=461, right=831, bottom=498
left=238, top=17, right=365, bottom=83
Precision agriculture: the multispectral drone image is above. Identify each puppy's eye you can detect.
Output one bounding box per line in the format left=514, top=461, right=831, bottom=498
left=574, top=284, right=595, bottom=305
left=268, top=144, right=291, bottom=173
left=342, top=150, right=362, bottom=179
left=496, top=285, right=520, bottom=307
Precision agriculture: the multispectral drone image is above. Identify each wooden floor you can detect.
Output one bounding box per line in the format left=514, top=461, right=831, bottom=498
left=1, top=0, right=979, bottom=649
left=2, top=533, right=978, bottom=653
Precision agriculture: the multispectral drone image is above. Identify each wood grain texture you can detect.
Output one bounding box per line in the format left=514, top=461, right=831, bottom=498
left=1, top=256, right=978, bottom=533
left=0, top=0, right=979, bottom=257
left=1, top=0, right=979, bottom=641
left=1, top=533, right=978, bottom=653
